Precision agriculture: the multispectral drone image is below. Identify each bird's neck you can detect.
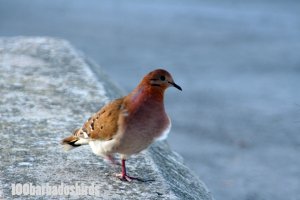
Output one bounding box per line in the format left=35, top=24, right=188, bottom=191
left=127, top=84, right=165, bottom=110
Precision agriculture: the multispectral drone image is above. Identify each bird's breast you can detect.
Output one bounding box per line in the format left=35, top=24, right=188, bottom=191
left=116, top=102, right=170, bottom=155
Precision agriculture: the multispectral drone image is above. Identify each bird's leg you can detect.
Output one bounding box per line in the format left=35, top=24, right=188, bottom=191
left=116, top=159, right=143, bottom=182
left=105, top=155, right=120, bottom=166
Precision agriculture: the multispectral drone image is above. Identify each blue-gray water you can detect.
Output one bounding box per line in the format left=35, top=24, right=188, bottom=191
left=1, top=1, right=300, bottom=199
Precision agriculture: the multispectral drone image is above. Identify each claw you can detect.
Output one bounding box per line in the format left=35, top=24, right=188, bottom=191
left=116, top=173, right=134, bottom=182
left=116, top=173, right=145, bottom=182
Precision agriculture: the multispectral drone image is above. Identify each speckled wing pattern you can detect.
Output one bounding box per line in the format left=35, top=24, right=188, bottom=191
left=82, top=98, right=124, bottom=141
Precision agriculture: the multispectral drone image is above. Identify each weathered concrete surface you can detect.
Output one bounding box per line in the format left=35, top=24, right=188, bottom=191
left=0, top=37, right=212, bottom=200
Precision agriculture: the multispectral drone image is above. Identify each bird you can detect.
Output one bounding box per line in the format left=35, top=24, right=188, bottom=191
left=61, top=69, right=182, bottom=182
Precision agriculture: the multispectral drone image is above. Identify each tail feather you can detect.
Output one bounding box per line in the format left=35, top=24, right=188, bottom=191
left=61, top=135, right=81, bottom=151
left=61, top=128, right=89, bottom=151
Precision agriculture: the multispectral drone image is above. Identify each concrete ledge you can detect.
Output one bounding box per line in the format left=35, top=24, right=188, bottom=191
left=0, top=37, right=213, bottom=200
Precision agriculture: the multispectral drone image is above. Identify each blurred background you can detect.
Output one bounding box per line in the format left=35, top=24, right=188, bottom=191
left=1, top=0, right=299, bottom=199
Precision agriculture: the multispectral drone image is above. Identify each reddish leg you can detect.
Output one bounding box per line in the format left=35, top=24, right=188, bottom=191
left=106, top=155, right=120, bottom=166
left=116, top=159, right=143, bottom=182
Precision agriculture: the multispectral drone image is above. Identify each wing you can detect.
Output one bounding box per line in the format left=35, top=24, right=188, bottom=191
left=82, top=97, right=124, bottom=141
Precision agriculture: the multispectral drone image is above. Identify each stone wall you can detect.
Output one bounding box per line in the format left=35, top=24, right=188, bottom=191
left=0, top=37, right=213, bottom=200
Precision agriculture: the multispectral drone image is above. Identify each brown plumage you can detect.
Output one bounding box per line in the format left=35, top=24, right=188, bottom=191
left=62, top=69, right=182, bottom=181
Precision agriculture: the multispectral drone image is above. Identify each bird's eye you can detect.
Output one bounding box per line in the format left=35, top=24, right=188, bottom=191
left=160, top=76, right=166, bottom=81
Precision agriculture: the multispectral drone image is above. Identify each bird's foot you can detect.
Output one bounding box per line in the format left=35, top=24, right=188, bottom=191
left=116, top=159, right=155, bottom=182
left=116, top=173, right=145, bottom=182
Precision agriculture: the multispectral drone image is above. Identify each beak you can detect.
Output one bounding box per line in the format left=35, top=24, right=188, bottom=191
left=169, top=81, right=182, bottom=91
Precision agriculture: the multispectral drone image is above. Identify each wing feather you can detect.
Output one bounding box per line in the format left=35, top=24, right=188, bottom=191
left=83, top=98, right=124, bottom=141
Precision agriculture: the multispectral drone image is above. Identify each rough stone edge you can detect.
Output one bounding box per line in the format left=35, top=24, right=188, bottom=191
left=82, top=57, right=125, bottom=100
left=149, top=142, right=214, bottom=200
left=0, top=36, right=213, bottom=200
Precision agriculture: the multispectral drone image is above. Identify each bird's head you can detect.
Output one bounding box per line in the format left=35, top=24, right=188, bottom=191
left=144, top=69, right=182, bottom=91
